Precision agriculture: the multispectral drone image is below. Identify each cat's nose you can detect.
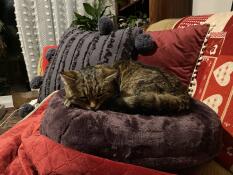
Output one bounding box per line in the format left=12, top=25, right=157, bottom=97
left=90, top=101, right=97, bottom=110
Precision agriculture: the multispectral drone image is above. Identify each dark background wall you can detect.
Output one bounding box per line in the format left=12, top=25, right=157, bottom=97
left=0, top=0, right=29, bottom=95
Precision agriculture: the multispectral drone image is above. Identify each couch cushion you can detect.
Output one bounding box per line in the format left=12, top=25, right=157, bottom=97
left=38, top=27, right=142, bottom=102
left=137, top=24, right=209, bottom=87
left=174, top=12, right=233, bottom=173
left=40, top=90, right=222, bottom=172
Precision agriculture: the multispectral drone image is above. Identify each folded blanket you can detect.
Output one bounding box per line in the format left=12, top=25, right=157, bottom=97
left=40, top=91, right=222, bottom=172
left=0, top=92, right=172, bottom=175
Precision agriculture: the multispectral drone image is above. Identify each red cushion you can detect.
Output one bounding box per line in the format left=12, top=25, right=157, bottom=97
left=137, top=24, right=209, bottom=87
left=175, top=12, right=233, bottom=173
left=38, top=45, right=57, bottom=76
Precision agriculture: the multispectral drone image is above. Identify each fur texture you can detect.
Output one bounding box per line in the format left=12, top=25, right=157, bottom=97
left=61, top=60, right=191, bottom=115
left=40, top=91, right=222, bottom=172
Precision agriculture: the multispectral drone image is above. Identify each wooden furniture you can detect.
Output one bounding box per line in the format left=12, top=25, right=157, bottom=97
left=117, top=0, right=141, bottom=12
left=149, top=0, right=193, bottom=23
left=12, top=91, right=38, bottom=108
left=115, top=0, right=193, bottom=24
left=0, top=91, right=38, bottom=135
left=115, top=0, right=148, bottom=18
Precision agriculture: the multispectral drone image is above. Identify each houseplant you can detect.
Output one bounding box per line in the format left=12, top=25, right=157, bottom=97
left=71, top=0, right=111, bottom=31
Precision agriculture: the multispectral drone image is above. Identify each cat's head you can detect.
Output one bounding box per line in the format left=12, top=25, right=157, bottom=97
left=60, top=65, right=118, bottom=110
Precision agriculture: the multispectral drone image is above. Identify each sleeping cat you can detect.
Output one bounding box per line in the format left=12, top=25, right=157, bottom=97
left=60, top=60, right=191, bottom=115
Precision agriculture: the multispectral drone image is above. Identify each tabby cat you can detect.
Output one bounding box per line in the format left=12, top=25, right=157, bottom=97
left=60, top=60, right=191, bottom=115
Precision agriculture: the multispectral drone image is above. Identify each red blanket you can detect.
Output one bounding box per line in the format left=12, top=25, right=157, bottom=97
left=0, top=93, right=173, bottom=175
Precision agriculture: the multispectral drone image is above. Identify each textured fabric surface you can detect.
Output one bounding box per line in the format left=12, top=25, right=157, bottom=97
left=174, top=12, right=233, bottom=173
left=0, top=92, right=172, bottom=175
left=37, top=45, right=57, bottom=76
left=137, top=24, right=209, bottom=87
left=38, top=27, right=143, bottom=102
left=40, top=91, right=222, bottom=172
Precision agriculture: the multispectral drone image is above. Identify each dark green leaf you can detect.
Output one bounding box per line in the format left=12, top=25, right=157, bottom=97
left=74, top=12, right=84, bottom=19
left=72, top=0, right=112, bottom=31
left=83, top=3, right=96, bottom=18
left=100, top=6, right=110, bottom=17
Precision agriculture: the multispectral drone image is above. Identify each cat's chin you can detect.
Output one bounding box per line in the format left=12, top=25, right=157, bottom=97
left=65, top=103, right=102, bottom=111
left=86, top=104, right=104, bottom=111
left=85, top=106, right=96, bottom=111
left=63, top=101, right=85, bottom=109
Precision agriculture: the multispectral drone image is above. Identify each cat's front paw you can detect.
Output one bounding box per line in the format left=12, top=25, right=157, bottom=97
left=64, top=99, right=71, bottom=107
left=178, top=99, right=191, bottom=112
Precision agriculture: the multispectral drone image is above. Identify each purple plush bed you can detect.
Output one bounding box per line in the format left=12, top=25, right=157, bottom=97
left=40, top=90, right=222, bottom=172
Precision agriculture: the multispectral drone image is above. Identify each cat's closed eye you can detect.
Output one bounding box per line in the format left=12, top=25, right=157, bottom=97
left=96, top=94, right=103, bottom=98
left=79, top=96, right=87, bottom=100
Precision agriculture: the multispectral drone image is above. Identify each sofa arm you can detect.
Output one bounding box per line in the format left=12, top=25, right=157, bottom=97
left=190, top=161, right=233, bottom=175
left=147, top=19, right=180, bottom=32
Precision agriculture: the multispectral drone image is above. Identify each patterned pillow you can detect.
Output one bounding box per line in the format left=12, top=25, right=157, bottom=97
left=38, top=27, right=142, bottom=101
left=175, top=12, right=233, bottom=173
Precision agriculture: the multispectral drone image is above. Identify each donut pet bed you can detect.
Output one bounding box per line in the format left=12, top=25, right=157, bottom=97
left=40, top=90, right=222, bottom=172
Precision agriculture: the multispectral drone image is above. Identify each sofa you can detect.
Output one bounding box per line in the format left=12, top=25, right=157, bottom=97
left=0, top=12, right=232, bottom=175
left=146, top=15, right=233, bottom=175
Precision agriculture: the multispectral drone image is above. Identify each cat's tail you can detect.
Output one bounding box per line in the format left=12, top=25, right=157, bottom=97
left=119, top=92, right=191, bottom=115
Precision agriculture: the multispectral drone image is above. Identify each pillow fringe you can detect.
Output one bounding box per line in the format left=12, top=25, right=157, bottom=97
left=188, top=24, right=215, bottom=96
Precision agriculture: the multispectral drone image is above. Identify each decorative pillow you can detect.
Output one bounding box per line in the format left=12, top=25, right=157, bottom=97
left=37, top=45, right=57, bottom=76
left=137, top=24, right=209, bottom=87
left=38, top=27, right=145, bottom=102
left=40, top=90, right=222, bottom=172
left=175, top=12, right=233, bottom=172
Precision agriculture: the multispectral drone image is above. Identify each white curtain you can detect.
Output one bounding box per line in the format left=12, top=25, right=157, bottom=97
left=14, top=0, right=116, bottom=81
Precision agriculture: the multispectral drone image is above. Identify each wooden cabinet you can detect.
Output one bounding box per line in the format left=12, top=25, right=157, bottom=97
left=149, top=0, right=193, bottom=23
left=115, top=0, right=193, bottom=24
left=116, top=0, right=142, bottom=14
left=115, top=0, right=148, bottom=17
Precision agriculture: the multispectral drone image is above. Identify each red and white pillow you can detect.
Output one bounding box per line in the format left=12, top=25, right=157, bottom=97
left=174, top=12, right=233, bottom=172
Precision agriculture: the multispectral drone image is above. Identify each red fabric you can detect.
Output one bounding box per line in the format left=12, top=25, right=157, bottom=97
left=38, top=45, right=57, bottom=76
left=173, top=15, right=211, bottom=28
left=218, top=16, right=233, bottom=55
left=175, top=13, right=233, bottom=172
left=0, top=93, right=173, bottom=175
left=137, top=24, right=209, bottom=87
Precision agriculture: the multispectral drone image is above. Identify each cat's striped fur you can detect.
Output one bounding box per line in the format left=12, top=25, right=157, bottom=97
left=38, top=27, right=143, bottom=102
left=61, top=60, right=191, bottom=115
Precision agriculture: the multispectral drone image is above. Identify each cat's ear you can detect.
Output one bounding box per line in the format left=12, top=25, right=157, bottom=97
left=102, top=67, right=118, bottom=82
left=60, top=71, right=78, bottom=85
